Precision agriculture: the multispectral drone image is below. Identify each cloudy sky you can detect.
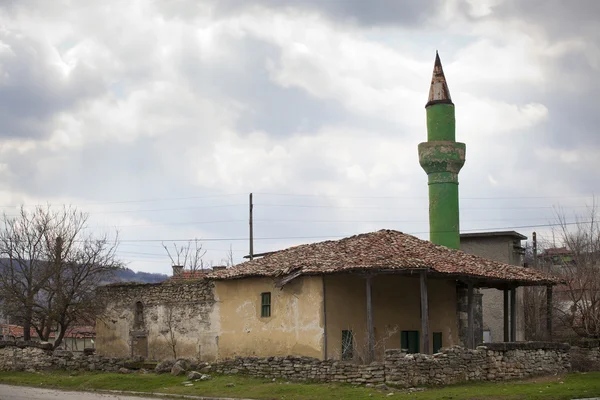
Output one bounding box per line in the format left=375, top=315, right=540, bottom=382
left=0, top=0, right=598, bottom=274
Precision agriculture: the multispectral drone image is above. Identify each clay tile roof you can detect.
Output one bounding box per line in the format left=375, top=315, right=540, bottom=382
left=170, top=270, right=209, bottom=281
left=0, top=324, right=95, bottom=339
left=1, top=323, right=25, bottom=338
left=543, top=247, right=571, bottom=256
left=211, top=229, right=561, bottom=286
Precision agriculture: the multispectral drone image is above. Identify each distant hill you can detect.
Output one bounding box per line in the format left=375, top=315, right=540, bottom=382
left=0, top=259, right=168, bottom=284
left=111, top=268, right=169, bottom=284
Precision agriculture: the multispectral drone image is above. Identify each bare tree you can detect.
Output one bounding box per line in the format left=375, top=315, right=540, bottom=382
left=551, top=203, right=600, bottom=338
left=0, top=206, right=121, bottom=347
left=221, top=245, right=235, bottom=268
left=160, top=302, right=178, bottom=360
left=162, top=239, right=207, bottom=273
left=0, top=206, right=56, bottom=341
left=524, top=202, right=600, bottom=340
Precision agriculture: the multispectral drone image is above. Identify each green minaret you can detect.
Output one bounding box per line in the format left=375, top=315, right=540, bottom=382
left=418, top=52, right=465, bottom=249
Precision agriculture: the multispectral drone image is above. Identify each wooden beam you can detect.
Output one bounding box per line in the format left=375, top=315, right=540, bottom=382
left=546, top=285, right=553, bottom=341
left=510, top=287, right=517, bottom=342
left=503, top=288, right=509, bottom=342
left=275, top=269, right=303, bottom=288
left=365, top=275, right=375, bottom=363
left=420, top=271, right=430, bottom=354
left=467, top=282, right=474, bottom=349
left=322, top=277, right=328, bottom=360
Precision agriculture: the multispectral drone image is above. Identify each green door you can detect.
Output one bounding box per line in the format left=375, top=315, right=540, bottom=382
left=401, top=331, right=420, bottom=354
left=433, top=332, right=443, bottom=353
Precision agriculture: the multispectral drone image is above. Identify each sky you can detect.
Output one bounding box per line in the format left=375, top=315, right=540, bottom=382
left=0, top=0, right=598, bottom=274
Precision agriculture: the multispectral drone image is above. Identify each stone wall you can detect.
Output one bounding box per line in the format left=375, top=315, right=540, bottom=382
left=0, top=341, right=127, bottom=372
left=205, top=342, right=571, bottom=387
left=0, top=341, right=580, bottom=388
left=96, top=280, right=219, bottom=361
left=211, top=356, right=385, bottom=385
left=570, top=340, right=600, bottom=371
left=386, top=342, right=570, bottom=387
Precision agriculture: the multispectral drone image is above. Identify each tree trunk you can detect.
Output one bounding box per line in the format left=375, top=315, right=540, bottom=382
left=22, top=301, right=33, bottom=341
left=42, top=322, right=52, bottom=342
left=53, top=323, right=67, bottom=350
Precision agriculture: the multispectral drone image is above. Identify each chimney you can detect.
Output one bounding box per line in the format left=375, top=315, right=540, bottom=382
left=212, top=266, right=226, bottom=271
left=172, top=265, right=184, bottom=277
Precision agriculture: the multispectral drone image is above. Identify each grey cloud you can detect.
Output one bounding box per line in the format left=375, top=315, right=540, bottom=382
left=158, top=0, right=443, bottom=27
left=0, top=31, right=105, bottom=139
left=490, top=0, right=600, bottom=40
left=215, top=0, right=443, bottom=26
left=176, top=34, right=384, bottom=137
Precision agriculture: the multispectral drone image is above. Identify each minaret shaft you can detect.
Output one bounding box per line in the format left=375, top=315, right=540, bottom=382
left=418, top=53, right=465, bottom=249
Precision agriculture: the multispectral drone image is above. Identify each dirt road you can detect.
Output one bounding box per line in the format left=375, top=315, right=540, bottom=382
left=0, top=384, right=162, bottom=400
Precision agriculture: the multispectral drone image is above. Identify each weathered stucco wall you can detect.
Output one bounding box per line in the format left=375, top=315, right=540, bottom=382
left=460, top=236, right=525, bottom=342
left=215, top=276, right=324, bottom=359
left=96, top=281, right=218, bottom=361
left=324, top=274, right=459, bottom=361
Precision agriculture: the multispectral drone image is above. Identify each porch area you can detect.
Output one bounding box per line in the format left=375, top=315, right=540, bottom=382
left=324, top=270, right=558, bottom=363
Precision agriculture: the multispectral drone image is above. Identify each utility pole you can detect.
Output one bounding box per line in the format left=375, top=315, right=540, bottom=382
left=249, top=193, right=254, bottom=261
left=532, top=232, right=537, bottom=269
left=532, top=231, right=538, bottom=338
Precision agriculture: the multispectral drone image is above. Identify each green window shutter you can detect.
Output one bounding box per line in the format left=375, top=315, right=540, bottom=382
left=401, top=331, right=420, bottom=354
left=261, top=292, right=271, bottom=317
left=409, top=331, right=419, bottom=354
left=342, top=330, right=353, bottom=361
left=433, top=332, right=443, bottom=353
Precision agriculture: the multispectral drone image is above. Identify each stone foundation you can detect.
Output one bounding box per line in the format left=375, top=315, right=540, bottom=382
left=0, top=341, right=128, bottom=372
left=206, top=342, right=571, bottom=387
left=386, top=342, right=570, bottom=387
left=0, top=341, right=582, bottom=387
left=211, top=356, right=385, bottom=384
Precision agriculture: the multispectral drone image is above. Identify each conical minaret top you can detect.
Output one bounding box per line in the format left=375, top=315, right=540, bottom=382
left=426, top=51, right=453, bottom=107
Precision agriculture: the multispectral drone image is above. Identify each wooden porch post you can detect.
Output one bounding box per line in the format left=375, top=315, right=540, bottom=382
left=510, top=287, right=517, bottom=342
left=467, top=282, right=474, bottom=349
left=503, top=288, right=509, bottom=342
left=365, top=275, right=375, bottom=363
left=420, top=271, right=429, bottom=354
left=546, top=285, right=553, bottom=341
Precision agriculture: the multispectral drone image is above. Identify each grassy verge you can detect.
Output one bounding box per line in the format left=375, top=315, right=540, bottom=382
left=1, top=371, right=600, bottom=400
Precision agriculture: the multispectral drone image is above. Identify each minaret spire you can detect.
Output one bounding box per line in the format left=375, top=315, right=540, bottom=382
left=418, top=52, right=465, bottom=249
left=427, top=51, right=453, bottom=107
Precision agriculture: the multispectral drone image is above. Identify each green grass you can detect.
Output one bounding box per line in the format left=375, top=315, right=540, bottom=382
left=1, top=371, right=600, bottom=399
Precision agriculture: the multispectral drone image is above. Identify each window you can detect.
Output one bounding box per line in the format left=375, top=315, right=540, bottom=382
left=342, top=330, right=354, bottom=360
left=433, top=332, right=443, bottom=353
left=401, top=330, right=420, bottom=354
left=134, top=301, right=144, bottom=328
left=483, top=330, right=492, bottom=343
left=261, top=292, right=271, bottom=317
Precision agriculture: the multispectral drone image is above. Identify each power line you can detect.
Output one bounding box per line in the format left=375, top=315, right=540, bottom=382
left=108, top=220, right=598, bottom=243
left=82, top=216, right=563, bottom=230
left=0, top=193, right=247, bottom=208
left=256, top=192, right=596, bottom=201
left=87, top=219, right=246, bottom=229
left=255, top=203, right=590, bottom=210
left=0, top=192, right=595, bottom=210
left=98, top=204, right=246, bottom=214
